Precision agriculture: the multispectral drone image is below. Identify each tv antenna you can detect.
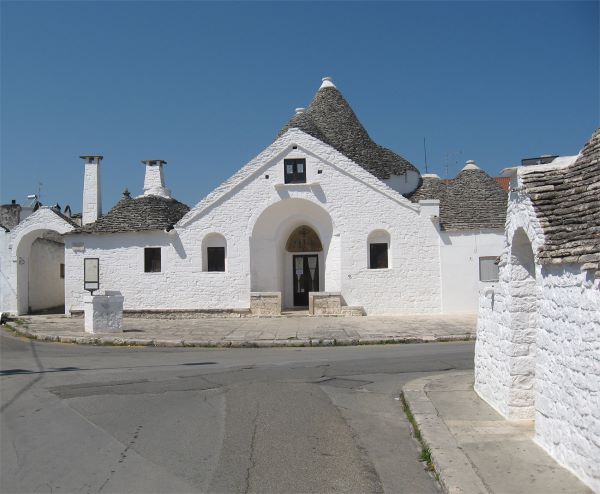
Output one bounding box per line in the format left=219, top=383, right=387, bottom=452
left=423, top=137, right=429, bottom=174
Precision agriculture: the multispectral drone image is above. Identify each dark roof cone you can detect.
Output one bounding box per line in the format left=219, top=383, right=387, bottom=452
left=278, top=77, right=419, bottom=180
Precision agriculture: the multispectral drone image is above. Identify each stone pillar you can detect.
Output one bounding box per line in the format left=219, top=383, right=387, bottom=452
left=80, top=155, right=103, bottom=225
left=84, top=290, right=124, bottom=333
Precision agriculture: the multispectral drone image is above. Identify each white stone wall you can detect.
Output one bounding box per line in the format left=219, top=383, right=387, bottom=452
left=535, top=264, right=600, bottom=492
left=1, top=208, right=74, bottom=314
left=0, top=230, right=14, bottom=312
left=475, top=168, right=600, bottom=492
left=28, top=238, right=65, bottom=312
left=440, top=230, right=505, bottom=313
left=66, top=129, right=442, bottom=315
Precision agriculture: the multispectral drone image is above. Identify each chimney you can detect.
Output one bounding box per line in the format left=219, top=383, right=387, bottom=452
left=141, top=160, right=171, bottom=198
left=80, top=155, right=103, bottom=225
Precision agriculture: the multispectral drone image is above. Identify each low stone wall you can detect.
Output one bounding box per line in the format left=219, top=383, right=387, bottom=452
left=250, top=292, right=281, bottom=316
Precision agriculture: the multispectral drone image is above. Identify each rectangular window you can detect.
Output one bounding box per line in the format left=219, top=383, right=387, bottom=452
left=479, top=256, right=499, bottom=282
left=207, top=247, right=225, bottom=272
left=284, top=158, right=307, bottom=184
left=60, top=263, right=65, bottom=279
left=144, top=247, right=161, bottom=273
left=369, top=243, right=388, bottom=269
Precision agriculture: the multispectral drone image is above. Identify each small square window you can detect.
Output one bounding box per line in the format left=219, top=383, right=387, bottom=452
left=60, top=263, right=65, bottom=279
left=284, top=158, right=307, bottom=184
left=479, top=257, right=499, bottom=282
left=207, top=247, right=225, bottom=272
left=369, top=243, right=388, bottom=269
left=144, top=247, right=161, bottom=272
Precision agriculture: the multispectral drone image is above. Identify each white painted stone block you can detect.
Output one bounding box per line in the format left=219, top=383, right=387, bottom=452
left=84, top=291, right=124, bottom=333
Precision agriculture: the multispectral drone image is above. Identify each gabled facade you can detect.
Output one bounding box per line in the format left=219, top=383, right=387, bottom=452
left=1, top=77, right=508, bottom=316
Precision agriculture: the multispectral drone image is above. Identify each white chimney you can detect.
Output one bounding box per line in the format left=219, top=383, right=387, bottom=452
left=80, top=155, right=102, bottom=225
left=142, top=160, right=171, bottom=198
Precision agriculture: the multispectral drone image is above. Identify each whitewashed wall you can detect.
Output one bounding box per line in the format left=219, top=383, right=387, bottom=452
left=535, top=263, right=600, bottom=493
left=28, top=238, right=65, bottom=312
left=382, top=170, right=421, bottom=196
left=475, top=168, right=600, bottom=492
left=440, top=230, right=505, bottom=313
left=0, top=231, right=13, bottom=312
left=1, top=208, right=74, bottom=315
left=66, top=129, right=442, bottom=314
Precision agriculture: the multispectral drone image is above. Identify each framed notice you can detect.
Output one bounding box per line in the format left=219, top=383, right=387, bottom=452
left=84, top=258, right=99, bottom=294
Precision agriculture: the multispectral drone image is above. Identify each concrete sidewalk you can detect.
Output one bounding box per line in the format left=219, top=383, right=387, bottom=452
left=402, top=371, right=593, bottom=494
left=5, top=313, right=476, bottom=347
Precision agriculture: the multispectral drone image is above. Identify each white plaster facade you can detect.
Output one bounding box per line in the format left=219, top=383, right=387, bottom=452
left=64, top=130, right=444, bottom=314
left=440, top=230, right=505, bottom=313
left=0, top=207, right=75, bottom=314
left=474, top=162, right=600, bottom=492
left=0, top=80, right=506, bottom=317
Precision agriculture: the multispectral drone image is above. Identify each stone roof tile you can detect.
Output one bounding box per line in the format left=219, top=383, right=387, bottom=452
left=522, top=127, right=600, bottom=274
left=440, top=168, right=508, bottom=231
left=73, top=195, right=189, bottom=234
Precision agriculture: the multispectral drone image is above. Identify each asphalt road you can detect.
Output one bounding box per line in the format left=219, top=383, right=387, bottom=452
left=0, top=329, right=475, bottom=493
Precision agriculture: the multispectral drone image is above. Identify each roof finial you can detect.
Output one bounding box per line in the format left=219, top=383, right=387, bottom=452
left=122, top=187, right=131, bottom=199
left=295, top=107, right=305, bottom=115
left=462, top=160, right=481, bottom=171
left=320, top=76, right=336, bottom=89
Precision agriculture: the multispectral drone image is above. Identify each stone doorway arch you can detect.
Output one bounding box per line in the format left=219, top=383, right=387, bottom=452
left=507, top=227, right=538, bottom=419
left=250, top=198, right=339, bottom=309
left=8, top=208, right=75, bottom=315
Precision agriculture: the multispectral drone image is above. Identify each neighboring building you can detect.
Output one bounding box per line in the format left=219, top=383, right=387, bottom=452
left=474, top=128, right=600, bottom=492
left=1, top=77, right=506, bottom=316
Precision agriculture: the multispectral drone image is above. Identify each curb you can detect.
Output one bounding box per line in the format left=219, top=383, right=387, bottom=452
left=402, top=371, right=489, bottom=494
left=3, top=323, right=475, bottom=348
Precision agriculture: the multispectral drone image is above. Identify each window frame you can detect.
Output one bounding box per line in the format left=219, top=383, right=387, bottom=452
left=369, top=242, right=389, bottom=269
left=284, top=158, right=307, bottom=184
left=144, top=247, right=162, bottom=273
left=479, top=256, right=499, bottom=282
left=207, top=246, right=226, bottom=272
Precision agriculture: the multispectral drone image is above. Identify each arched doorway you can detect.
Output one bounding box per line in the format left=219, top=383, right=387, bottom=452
left=286, top=226, right=323, bottom=306
left=9, top=208, right=75, bottom=315
left=250, top=198, right=339, bottom=308
left=508, top=227, right=538, bottom=418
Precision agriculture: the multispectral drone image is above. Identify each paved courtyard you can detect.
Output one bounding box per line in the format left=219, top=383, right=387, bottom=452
left=7, top=313, right=477, bottom=347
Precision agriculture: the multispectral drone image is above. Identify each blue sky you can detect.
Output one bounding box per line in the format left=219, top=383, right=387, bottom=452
left=1, top=1, right=598, bottom=211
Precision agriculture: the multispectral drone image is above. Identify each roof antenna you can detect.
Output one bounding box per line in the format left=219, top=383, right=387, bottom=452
left=423, top=137, right=429, bottom=174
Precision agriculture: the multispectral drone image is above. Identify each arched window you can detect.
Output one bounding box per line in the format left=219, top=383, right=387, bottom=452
left=286, top=225, right=323, bottom=252
left=368, top=230, right=390, bottom=269
left=202, top=233, right=226, bottom=272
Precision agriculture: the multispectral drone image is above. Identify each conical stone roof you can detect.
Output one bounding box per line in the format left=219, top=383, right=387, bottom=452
left=522, top=127, right=600, bottom=274
left=278, top=79, right=419, bottom=180
left=408, top=175, right=447, bottom=203
left=440, top=164, right=507, bottom=231
left=74, top=193, right=189, bottom=234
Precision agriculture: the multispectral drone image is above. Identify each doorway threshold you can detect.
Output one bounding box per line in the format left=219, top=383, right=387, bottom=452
left=281, top=308, right=310, bottom=317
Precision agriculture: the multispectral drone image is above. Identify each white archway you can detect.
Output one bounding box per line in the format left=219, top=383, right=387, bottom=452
left=250, top=198, right=338, bottom=308
left=507, top=227, right=538, bottom=418
left=9, top=209, right=75, bottom=315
